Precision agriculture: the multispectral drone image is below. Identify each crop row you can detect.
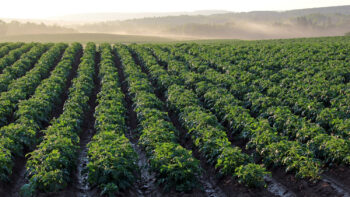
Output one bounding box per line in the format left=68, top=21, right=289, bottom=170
left=169, top=44, right=350, bottom=166
left=0, top=43, right=82, bottom=182
left=0, top=41, right=348, bottom=195
left=86, top=44, right=138, bottom=196
left=0, top=44, right=50, bottom=93
left=0, top=43, right=67, bottom=127
left=0, top=42, right=23, bottom=59
left=183, top=43, right=350, bottom=140
left=0, top=43, right=8, bottom=48
left=146, top=45, right=323, bottom=180
left=131, top=44, right=270, bottom=187
left=115, top=44, right=202, bottom=192
left=0, top=43, right=34, bottom=72
left=22, top=42, right=96, bottom=194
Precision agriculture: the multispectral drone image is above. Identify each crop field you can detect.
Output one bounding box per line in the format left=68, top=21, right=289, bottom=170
left=0, top=37, right=349, bottom=197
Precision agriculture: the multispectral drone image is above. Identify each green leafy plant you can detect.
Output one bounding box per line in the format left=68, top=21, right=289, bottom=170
left=235, top=164, right=271, bottom=188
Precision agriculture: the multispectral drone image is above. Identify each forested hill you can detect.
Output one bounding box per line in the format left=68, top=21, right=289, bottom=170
left=0, top=20, right=76, bottom=36
left=76, top=5, right=350, bottom=39
left=1, top=5, right=350, bottom=40
left=118, top=5, right=350, bottom=24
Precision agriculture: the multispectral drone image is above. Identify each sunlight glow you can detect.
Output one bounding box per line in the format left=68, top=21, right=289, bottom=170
left=0, top=0, right=349, bottom=19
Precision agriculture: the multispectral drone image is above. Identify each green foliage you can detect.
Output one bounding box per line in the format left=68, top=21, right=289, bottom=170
left=88, top=133, right=137, bottom=192
left=0, top=43, right=67, bottom=127
left=1, top=38, right=350, bottom=192
left=149, top=42, right=350, bottom=181
left=116, top=44, right=201, bottom=192
left=235, top=164, right=271, bottom=188
left=216, top=147, right=251, bottom=176
left=0, top=43, right=30, bottom=71
left=132, top=44, right=269, bottom=188
left=0, top=44, right=49, bottom=93
left=24, top=42, right=92, bottom=192
left=0, top=43, right=72, bottom=182
left=100, top=183, right=119, bottom=197
left=87, top=43, right=138, bottom=195
left=150, top=143, right=201, bottom=192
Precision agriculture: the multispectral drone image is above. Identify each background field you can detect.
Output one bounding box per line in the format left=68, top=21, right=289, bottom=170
left=1, top=1, right=350, bottom=196
left=0, top=37, right=349, bottom=197
left=0, top=33, right=175, bottom=44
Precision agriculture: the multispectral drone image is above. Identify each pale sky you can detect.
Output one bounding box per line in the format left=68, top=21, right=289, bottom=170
left=1, top=0, right=350, bottom=19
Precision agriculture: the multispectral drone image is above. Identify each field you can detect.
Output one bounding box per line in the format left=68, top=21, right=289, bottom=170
left=0, top=33, right=175, bottom=44
left=0, top=37, right=349, bottom=197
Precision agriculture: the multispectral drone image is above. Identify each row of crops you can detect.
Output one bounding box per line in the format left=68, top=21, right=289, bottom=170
left=0, top=39, right=349, bottom=196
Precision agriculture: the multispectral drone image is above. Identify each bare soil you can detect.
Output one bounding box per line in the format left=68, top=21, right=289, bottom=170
left=115, top=48, right=163, bottom=197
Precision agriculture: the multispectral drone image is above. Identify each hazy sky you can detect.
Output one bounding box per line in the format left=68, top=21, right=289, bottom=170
left=1, top=0, right=350, bottom=19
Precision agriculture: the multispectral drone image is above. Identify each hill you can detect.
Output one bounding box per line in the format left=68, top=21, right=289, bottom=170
left=0, top=20, right=75, bottom=36
left=0, top=33, right=174, bottom=43
left=52, top=10, right=230, bottom=23
left=1, top=5, right=350, bottom=40
left=76, top=5, right=350, bottom=39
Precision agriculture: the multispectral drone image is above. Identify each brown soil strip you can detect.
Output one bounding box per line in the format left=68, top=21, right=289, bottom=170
left=114, top=49, right=161, bottom=197
left=74, top=50, right=101, bottom=197
left=270, top=167, right=345, bottom=197
left=324, top=165, right=350, bottom=193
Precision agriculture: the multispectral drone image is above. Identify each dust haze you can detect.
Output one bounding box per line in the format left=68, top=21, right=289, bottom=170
left=0, top=5, right=350, bottom=40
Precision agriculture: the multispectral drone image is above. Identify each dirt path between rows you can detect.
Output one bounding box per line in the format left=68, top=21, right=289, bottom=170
left=115, top=49, right=161, bottom=197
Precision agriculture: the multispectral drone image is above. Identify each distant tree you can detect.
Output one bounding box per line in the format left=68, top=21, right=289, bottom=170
left=345, top=32, right=350, bottom=36
left=0, top=20, right=8, bottom=36
left=0, top=20, right=75, bottom=36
